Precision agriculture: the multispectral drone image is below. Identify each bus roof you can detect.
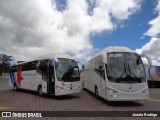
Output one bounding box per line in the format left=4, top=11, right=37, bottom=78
left=15, top=53, right=73, bottom=65
left=95, top=46, right=134, bottom=57
left=87, top=46, right=135, bottom=62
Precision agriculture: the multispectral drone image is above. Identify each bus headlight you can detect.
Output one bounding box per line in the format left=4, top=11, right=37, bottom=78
left=107, top=87, right=118, bottom=93
left=56, top=85, right=64, bottom=89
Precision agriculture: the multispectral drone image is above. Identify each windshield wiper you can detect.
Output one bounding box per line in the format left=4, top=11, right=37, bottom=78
left=127, top=63, right=131, bottom=77
left=115, top=63, right=137, bottom=82
left=118, top=63, right=127, bottom=78
left=124, top=63, right=127, bottom=75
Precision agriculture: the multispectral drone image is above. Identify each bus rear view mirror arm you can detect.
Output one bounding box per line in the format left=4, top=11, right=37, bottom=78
left=139, top=54, right=152, bottom=65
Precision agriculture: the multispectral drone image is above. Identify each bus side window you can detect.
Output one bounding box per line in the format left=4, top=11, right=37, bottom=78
left=39, top=61, right=45, bottom=71
left=21, top=61, right=38, bottom=71
left=43, top=60, right=49, bottom=75
left=21, top=63, right=25, bottom=71
left=32, top=61, right=38, bottom=70
left=39, top=60, right=49, bottom=78
left=39, top=61, right=43, bottom=71
left=49, top=60, right=55, bottom=82
left=36, top=61, right=40, bottom=69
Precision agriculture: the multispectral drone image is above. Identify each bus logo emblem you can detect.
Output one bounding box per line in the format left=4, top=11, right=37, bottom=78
left=127, top=87, right=132, bottom=92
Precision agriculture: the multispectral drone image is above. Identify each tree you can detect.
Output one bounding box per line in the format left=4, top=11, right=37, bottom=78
left=0, top=54, right=15, bottom=75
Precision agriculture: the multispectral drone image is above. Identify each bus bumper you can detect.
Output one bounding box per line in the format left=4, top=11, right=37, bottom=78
left=55, top=87, right=81, bottom=96
left=106, top=90, right=149, bottom=101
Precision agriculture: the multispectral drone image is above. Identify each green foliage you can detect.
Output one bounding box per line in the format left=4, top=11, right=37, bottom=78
left=0, top=54, right=15, bottom=75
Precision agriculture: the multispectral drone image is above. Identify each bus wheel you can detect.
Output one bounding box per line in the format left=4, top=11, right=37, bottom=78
left=37, top=86, right=43, bottom=96
left=95, top=87, right=99, bottom=98
left=150, top=82, right=155, bottom=88
left=14, top=84, right=18, bottom=91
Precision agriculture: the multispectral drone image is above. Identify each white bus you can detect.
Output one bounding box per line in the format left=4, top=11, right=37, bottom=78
left=9, top=53, right=81, bottom=96
left=81, top=46, right=150, bottom=101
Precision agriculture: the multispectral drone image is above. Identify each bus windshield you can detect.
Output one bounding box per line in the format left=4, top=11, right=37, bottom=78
left=107, top=52, right=146, bottom=83
left=56, top=58, right=80, bottom=82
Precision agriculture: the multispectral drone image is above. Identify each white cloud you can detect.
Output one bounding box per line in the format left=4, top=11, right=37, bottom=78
left=136, top=37, right=160, bottom=66
left=136, top=37, right=160, bottom=56
left=144, top=0, right=160, bottom=37
left=138, top=0, right=160, bottom=66
left=156, top=0, right=160, bottom=13
left=95, top=0, right=142, bottom=21
left=0, top=0, right=142, bottom=61
left=144, top=16, right=160, bottom=37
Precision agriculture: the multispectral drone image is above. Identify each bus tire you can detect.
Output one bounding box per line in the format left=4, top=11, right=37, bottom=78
left=95, top=86, right=99, bottom=99
left=37, top=85, right=43, bottom=96
left=14, top=84, right=18, bottom=91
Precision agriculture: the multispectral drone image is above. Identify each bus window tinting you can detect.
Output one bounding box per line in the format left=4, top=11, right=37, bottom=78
left=11, top=61, right=38, bottom=72
left=56, top=58, right=80, bottom=82
left=107, top=52, right=146, bottom=83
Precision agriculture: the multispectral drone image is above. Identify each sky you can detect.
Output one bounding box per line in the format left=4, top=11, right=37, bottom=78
left=0, top=0, right=160, bottom=65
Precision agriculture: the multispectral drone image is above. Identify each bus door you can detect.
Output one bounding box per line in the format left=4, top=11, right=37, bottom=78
left=48, top=60, right=55, bottom=94
left=39, top=60, right=47, bottom=94
left=40, top=60, right=55, bottom=94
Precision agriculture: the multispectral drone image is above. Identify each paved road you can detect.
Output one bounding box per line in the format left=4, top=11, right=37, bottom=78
left=0, top=78, right=12, bottom=91
left=0, top=79, right=160, bottom=120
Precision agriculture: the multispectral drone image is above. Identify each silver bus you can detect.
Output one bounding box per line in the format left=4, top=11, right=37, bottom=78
left=81, top=46, right=151, bottom=101
left=9, top=53, right=81, bottom=96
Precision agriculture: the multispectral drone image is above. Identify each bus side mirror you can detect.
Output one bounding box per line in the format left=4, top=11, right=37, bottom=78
left=139, top=54, right=152, bottom=65
left=99, top=65, right=102, bottom=70
left=76, top=61, right=84, bottom=70
left=82, top=65, right=85, bottom=70
left=137, top=59, right=140, bottom=65
left=105, top=64, right=107, bottom=70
